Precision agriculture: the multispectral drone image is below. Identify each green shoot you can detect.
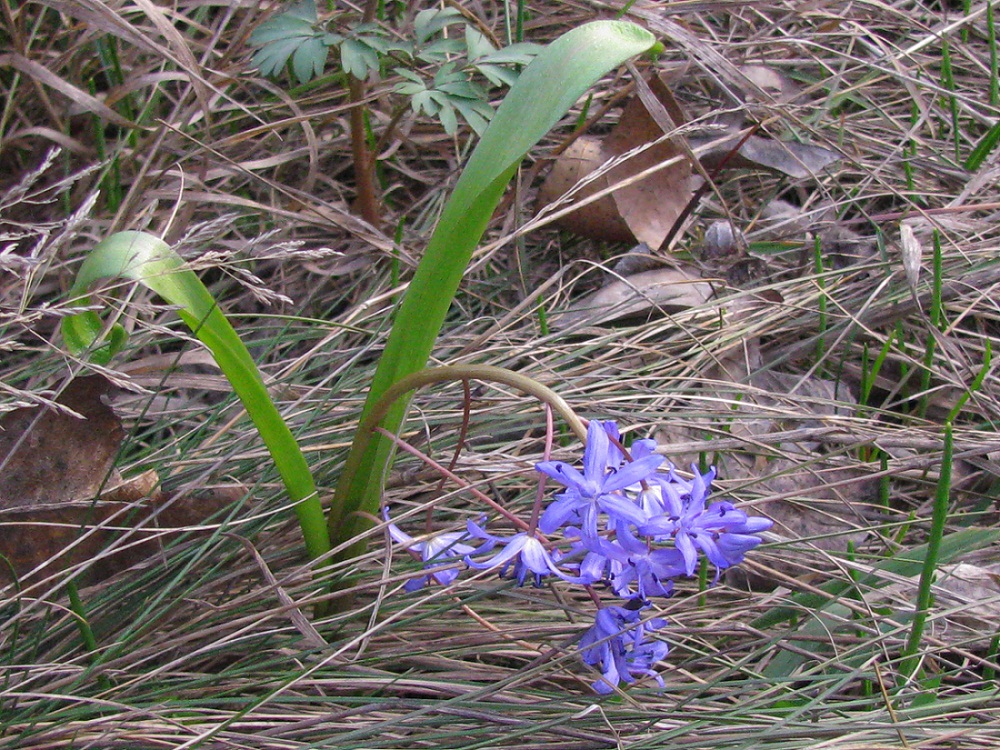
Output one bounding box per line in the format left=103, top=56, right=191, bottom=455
left=939, top=35, right=960, bottom=161
left=946, top=338, right=992, bottom=423
left=990, top=2, right=999, bottom=107
left=814, top=235, right=827, bottom=363
left=965, top=120, right=1000, bottom=172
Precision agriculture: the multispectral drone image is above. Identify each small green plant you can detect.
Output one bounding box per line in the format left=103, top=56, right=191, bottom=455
left=250, top=2, right=539, bottom=136
left=250, top=1, right=539, bottom=226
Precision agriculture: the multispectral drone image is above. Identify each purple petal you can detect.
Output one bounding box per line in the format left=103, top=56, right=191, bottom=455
left=538, top=494, right=585, bottom=534
left=582, top=420, right=611, bottom=484
left=535, top=460, right=588, bottom=492
left=518, top=537, right=556, bottom=575
left=599, top=492, right=649, bottom=527
left=601, top=454, right=665, bottom=493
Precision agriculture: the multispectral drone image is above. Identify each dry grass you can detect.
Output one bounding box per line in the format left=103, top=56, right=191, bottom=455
left=2, top=0, right=1000, bottom=747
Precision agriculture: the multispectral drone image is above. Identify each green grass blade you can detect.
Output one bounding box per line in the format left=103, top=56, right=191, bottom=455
left=61, top=230, right=331, bottom=561
left=899, top=422, right=953, bottom=683
left=327, top=21, right=656, bottom=555
left=965, top=120, right=1000, bottom=171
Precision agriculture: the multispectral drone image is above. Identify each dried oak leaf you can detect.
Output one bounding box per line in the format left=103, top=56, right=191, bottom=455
left=538, top=75, right=692, bottom=248
left=0, top=375, right=124, bottom=509
left=552, top=264, right=713, bottom=329
left=0, top=375, right=239, bottom=586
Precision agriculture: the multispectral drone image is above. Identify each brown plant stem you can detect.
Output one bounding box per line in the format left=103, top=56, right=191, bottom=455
left=348, top=76, right=381, bottom=228
left=348, top=0, right=382, bottom=227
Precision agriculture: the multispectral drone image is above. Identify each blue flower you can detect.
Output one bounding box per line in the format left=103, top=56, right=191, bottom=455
left=603, top=524, right=684, bottom=600
left=578, top=604, right=669, bottom=694
left=639, top=466, right=773, bottom=578
left=535, top=420, right=663, bottom=541
left=383, top=508, right=478, bottom=592
left=463, top=519, right=585, bottom=587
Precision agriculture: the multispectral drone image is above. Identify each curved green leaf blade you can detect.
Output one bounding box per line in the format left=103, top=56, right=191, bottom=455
left=62, top=231, right=331, bottom=561
left=328, top=21, right=656, bottom=555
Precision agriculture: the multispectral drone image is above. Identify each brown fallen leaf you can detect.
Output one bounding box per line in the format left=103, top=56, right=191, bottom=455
left=0, top=375, right=124, bottom=509
left=552, top=264, right=713, bottom=329
left=0, top=375, right=240, bottom=587
left=538, top=74, right=693, bottom=248
left=536, top=136, right=634, bottom=243
left=688, top=63, right=839, bottom=179
left=0, top=483, right=243, bottom=587
left=693, top=132, right=841, bottom=179
left=738, top=64, right=803, bottom=104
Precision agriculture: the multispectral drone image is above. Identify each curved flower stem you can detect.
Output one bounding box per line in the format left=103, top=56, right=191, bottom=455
left=328, top=365, right=587, bottom=564
left=527, top=404, right=556, bottom=534
left=362, top=365, right=588, bottom=445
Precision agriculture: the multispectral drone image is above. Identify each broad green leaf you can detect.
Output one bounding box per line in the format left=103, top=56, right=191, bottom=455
left=413, top=7, right=464, bottom=45
left=327, top=20, right=657, bottom=559
left=292, top=36, right=328, bottom=83
left=62, top=231, right=331, bottom=562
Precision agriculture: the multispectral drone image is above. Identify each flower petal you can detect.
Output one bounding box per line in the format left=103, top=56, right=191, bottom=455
left=601, top=454, right=664, bottom=493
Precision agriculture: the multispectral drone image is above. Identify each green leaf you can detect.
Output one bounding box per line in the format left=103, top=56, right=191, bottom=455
left=62, top=231, right=331, bottom=562
left=250, top=18, right=316, bottom=45
left=251, top=20, right=325, bottom=82
left=416, top=37, right=465, bottom=63
left=436, top=99, right=458, bottom=135
left=474, top=63, right=518, bottom=88
left=327, top=20, right=657, bottom=560
left=253, top=38, right=311, bottom=79
left=451, top=97, right=493, bottom=135
left=292, top=36, right=329, bottom=84
left=283, top=0, right=317, bottom=24
left=476, top=42, right=541, bottom=65
left=413, top=7, right=464, bottom=45
left=340, top=38, right=380, bottom=80
left=250, top=0, right=330, bottom=83
left=464, top=26, right=496, bottom=61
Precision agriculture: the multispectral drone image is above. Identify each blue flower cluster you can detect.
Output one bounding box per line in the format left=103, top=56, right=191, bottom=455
left=384, top=419, right=772, bottom=694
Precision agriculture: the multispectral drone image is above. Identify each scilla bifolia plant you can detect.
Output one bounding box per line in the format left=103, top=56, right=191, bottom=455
left=65, top=20, right=656, bottom=565
left=59, top=21, right=766, bottom=693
